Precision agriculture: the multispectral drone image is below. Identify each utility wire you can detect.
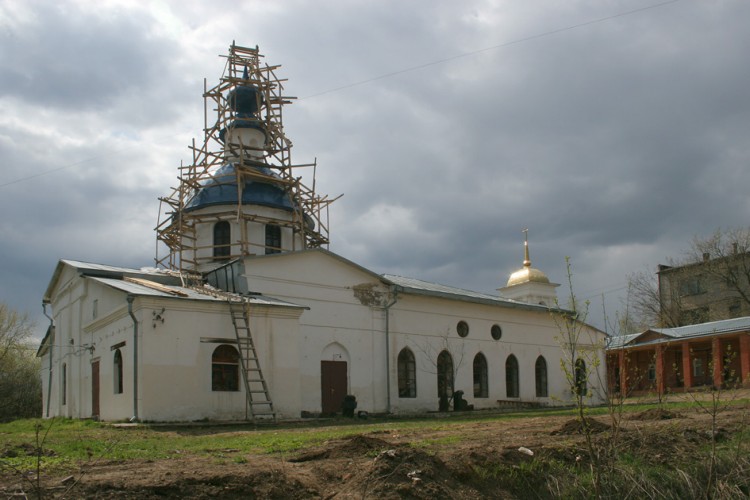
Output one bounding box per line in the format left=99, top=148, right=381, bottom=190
left=300, top=0, right=682, bottom=100
left=0, top=0, right=682, bottom=188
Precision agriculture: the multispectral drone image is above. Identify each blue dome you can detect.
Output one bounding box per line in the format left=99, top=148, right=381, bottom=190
left=227, top=84, right=263, bottom=116
left=184, top=163, right=295, bottom=212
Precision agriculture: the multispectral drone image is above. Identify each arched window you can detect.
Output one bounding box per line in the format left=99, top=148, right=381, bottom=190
left=212, top=345, right=240, bottom=392
left=113, top=349, right=123, bottom=394
left=437, top=350, right=454, bottom=404
left=397, top=348, right=416, bottom=398
left=505, top=354, right=519, bottom=398
left=535, top=356, right=548, bottom=397
left=265, top=224, right=281, bottom=255
left=473, top=353, right=488, bottom=398
left=213, top=221, right=231, bottom=259
left=61, top=363, right=67, bottom=406
left=575, top=358, right=587, bottom=396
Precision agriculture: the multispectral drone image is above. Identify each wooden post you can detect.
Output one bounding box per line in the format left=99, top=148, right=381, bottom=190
left=655, top=344, right=665, bottom=395
left=739, top=333, right=750, bottom=388
left=712, top=337, right=723, bottom=388
left=682, top=342, right=693, bottom=390
left=618, top=350, right=628, bottom=395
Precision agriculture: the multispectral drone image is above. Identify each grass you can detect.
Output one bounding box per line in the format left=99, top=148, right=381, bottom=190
left=1, top=397, right=748, bottom=484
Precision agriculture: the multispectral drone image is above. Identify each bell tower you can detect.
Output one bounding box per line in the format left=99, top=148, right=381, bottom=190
left=155, top=44, right=336, bottom=272
left=499, top=229, right=559, bottom=306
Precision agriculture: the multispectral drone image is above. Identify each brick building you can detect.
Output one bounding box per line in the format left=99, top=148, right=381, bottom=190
left=607, top=317, right=750, bottom=395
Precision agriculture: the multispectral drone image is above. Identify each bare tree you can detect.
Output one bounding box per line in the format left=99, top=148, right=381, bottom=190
left=413, top=336, right=466, bottom=411
left=626, top=268, right=682, bottom=328
left=0, top=302, right=42, bottom=421
left=689, top=227, right=750, bottom=307
left=624, top=228, right=750, bottom=329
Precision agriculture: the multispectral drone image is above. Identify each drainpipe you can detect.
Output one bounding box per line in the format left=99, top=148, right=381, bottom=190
left=42, top=303, right=54, bottom=418
left=127, top=295, right=139, bottom=421
left=383, top=286, right=400, bottom=414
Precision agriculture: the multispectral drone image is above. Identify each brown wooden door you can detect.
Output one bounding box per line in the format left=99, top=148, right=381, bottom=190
left=91, top=360, right=100, bottom=419
left=321, top=361, right=347, bottom=415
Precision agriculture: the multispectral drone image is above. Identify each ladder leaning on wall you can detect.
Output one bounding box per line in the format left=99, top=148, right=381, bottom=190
left=228, top=300, right=276, bottom=421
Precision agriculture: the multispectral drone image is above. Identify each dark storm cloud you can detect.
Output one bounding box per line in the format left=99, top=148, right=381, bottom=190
left=0, top=3, right=171, bottom=110
left=286, top=0, right=750, bottom=322
left=2, top=0, right=750, bottom=334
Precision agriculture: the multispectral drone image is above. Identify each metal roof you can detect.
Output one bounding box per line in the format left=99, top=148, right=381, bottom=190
left=90, top=276, right=305, bottom=308
left=60, top=260, right=168, bottom=276
left=45, top=259, right=304, bottom=309
left=606, top=316, right=750, bottom=350
left=382, top=274, right=552, bottom=312
left=45, top=259, right=179, bottom=302
left=606, top=333, right=642, bottom=349
left=652, top=316, right=750, bottom=339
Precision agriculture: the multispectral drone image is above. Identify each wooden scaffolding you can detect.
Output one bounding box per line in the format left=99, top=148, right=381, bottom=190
left=155, top=43, right=335, bottom=272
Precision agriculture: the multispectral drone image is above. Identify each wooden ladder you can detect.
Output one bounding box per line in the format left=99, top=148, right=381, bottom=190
left=228, top=300, right=276, bottom=421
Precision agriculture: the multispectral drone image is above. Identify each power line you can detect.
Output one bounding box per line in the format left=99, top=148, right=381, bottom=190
left=0, top=0, right=682, bottom=189
left=0, top=131, right=186, bottom=189
left=300, top=0, right=682, bottom=100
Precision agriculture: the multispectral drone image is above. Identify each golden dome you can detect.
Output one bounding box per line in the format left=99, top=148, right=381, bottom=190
left=506, top=229, right=550, bottom=286
left=507, top=265, right=550, bottom=286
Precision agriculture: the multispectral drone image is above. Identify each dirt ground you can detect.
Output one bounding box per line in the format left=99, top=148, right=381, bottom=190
left=3, top=399, right=749, bottom=499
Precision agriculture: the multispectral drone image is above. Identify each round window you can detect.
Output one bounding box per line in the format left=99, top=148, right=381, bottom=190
left=456, top=321, right=469, bottom=338
left=491, top=324, right=502, bottom=340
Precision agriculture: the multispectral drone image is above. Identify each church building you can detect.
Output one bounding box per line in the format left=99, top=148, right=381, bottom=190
left=38, top=44, right=607, bottom=421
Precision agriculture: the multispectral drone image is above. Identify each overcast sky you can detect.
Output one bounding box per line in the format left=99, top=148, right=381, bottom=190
left=2, top=0, right=749, bottom=337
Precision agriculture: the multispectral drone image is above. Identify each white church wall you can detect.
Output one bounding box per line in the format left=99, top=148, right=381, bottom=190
left=90, top=313, right=137, bottom=421
left=243, top=304, right=303, bottom=419
left=134, top=298, right=303, bottom=421
left=43, top=266, right=306, bottom=422
left=387, top=293, right=607, bottom=413
left=44, top=274, right=134, bottom=420
left=243, top=252, right=389, bottom=415
left=45, top=266, right=86, bottom=418
left=135, top=299, right=246, bottom=421
left=78, top=282, right=135, bottom=421
left=188, top=205, right=303, bottom=272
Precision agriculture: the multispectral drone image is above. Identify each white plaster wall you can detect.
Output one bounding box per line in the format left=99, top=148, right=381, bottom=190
left=187, top=204, right=303, bottom=273
left=44, top=265, right=86, bottom=418
left=133, top=298, right=303, bottom=421
left=224, top=128, right=265, bottom=162
left=41, top=256, right=607, bottom=422
left=90, top=314, right=137, bottom=421
left=243, top=252, right=389, bottom=415
left=500, top=281, right=559, bottom=307
left=243, top=251, right=607, bottom=416
left=43, top=263, right=305, bottom=422
left=386, top=294, right=569, bottom=413
left=45, top=271, right=146, bottom=421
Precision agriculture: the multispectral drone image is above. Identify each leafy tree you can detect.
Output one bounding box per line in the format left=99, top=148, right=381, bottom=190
left=0, top=302, right=42, bottom=421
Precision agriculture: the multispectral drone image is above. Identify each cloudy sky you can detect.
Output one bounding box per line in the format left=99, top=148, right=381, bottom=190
left=2, top=0, right=749, bottom=337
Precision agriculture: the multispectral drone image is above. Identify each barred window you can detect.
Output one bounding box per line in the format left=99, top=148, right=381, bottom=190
left=214, top=221, right=231, bottom=259
left=114, top=349, right=123, bottom=394
left=212, top=345, right=240, bottom=391
left=397, top=348, right=417, bottom=398
left=535, top=356, right=548, bottom=397
left=506, top=355, right=519, bottom=398
left=473, top=353, right=488, bottom=398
